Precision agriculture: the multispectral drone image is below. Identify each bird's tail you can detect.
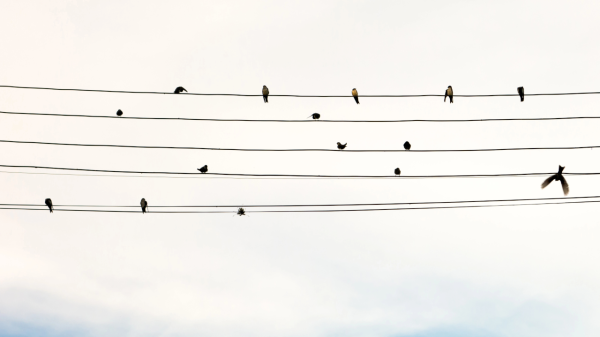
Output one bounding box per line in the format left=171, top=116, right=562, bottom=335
left=444, top=96, right=447, bottom=102
left=354, top=97, right=359, bottom=104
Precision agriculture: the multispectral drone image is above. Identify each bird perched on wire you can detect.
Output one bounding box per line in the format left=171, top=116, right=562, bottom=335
left=309, top=113, right=321, bottom=120
left=262, top=85, right=269, bottom=103
left=444, top=86, right=453, bottom=103
left=517, top=86, right=525, bottom=102
left=394, top=168, right=401, bottom=176
left=404, top=141, right=411, bottom=150
left=45, top=198, right=53, bottom=213
left=140, top=198, right=148, bottom=213
left=542, top=165, right=569, bottom=195
left=174, top=86, right=187, bottom=94
left=352, top=88, right=359, bottom=104
left=116, top=109, right=123, bottom=117
left=337, top=142, right=347, bottom=150
left=237, top=207, right=246, bottom=216
left=198, top=165, right=208, bottom=173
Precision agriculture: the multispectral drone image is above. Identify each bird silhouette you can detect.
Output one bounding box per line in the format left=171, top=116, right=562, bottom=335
left=541, top=165, right=569, bottom=195
left=45, top=198, right=53, bottom=213
left=394, top=168, right=401, bottom=175
left=140, top=198, right=148, bottom=213
left=116, top=109, right=123, bottom=116
left=404, top=141, right=411, bottom=150
left=337, top=142, right=347, bottom=150
left=309, top=113, right=321, bottom=120
left=198, top=165, right=208, bottom=173
left=174, top=86, right=187, bottom=94
left=237, top=207, right=246, bottom=216
left=517, top=86, right=525, bottom=102
left=444, top=86, right=453, bottom=103
left=352, top=88, right=359, bottom=104
left=262, top=85, right=269, bottom=103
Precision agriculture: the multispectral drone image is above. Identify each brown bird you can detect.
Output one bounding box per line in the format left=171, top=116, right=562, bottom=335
left=541, top=165, right=569, bottom=195
left=116, top=109, right=123, bottom=116
left=352, top=88, right=359, bottom=104
left=444, top=86, right=453, bottom=103
left=337, top=142, right=347, bottom=150
left=237, top=207, right=246, bottom=216
left=262, top=85, right=269, bottom=103
left=394, top=168, right=401, bottom=175
left=309, top=113, right=321, bottom=120
left=45, top=198, right=53, bottom=213
left=140, top=198, right=148, bottom=213
left=517, top=86, right=525, bottom=102
left=174, top=86, right=187, bottom=94
left=198, top=165, right=208, bottom=173
left=404, top=141, right=411, bottom=150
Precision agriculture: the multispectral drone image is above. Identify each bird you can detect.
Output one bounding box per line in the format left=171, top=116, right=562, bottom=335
left=444, top=86, right=453, bottom=103
left=237, top=207, right=246, bottom=216
left=352, top=88, right=359, bottom=104
left=541, top=165, right=569, bottom=196
left=517, top=86, right=525, bottom=102
left=198, top=165, right=208, bottom=173
left=262, top=85, right=269, bottom=103
left=116, top=109, right=123, bottom=116
left=394, top=168, right=401, bottom=176
left=337, top=142, right=347, bottom=150
left=404, top=141, right=411, bottom=150
left=45, top=198, right=53, bottom=213
left=140, top=198, right=148, bottom=213
left=174, top=86, right=187, bottom=94
left=309, top=113, right=321, bottom=120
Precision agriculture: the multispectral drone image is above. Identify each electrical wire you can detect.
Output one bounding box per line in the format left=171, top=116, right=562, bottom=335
left=2, top=110, right=600, bottom=123
left=2, top=84, right=600, bottom=98
left=1, top=139, right=600, bottom=153
left=0, top=163, right=596, bottom=179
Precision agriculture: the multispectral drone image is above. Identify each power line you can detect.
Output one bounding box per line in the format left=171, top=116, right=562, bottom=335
left=0, top=163, right=596, bottom=179
left=2, top=139, right=600, bottom=153
left=3, top=110, right=600, bottom=123
left=3, top=199, right=600, bottom=213
left=2, top=84, right=600, bottom=98
left=2, top=195, right=597, bottom=208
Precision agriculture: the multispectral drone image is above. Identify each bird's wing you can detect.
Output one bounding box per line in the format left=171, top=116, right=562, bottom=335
left=558, top=175, right=569, bottom=195
left=541, top=175, right=555, bottom=189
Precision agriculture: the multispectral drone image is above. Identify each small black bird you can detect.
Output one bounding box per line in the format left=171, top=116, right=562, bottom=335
left=309, top=113, right=321, bottom=120
left=517, top=86, right=525, bottom=102
left=140, top=198, right=148, bottom=213
left=352, top=88, right=359, bottom=104
left=116, top=109, right=123, bottom=116
left=337, top=142, right=347, bottom=150
left=198, top=165, right=208, bottom=173
left=174, top=86, right=187, bottom=94
left=444, top=86, right=453, bottom=103
left=237, top=207, right=246, bottom=216
left=394, top=168, right=401, bottom=176
left=404, top=141, right=411, bottom=150
left=541, top=165, right=569, bottom=196
left=45, top=198, right=53, bottom=213
left=262, top=85, right=269, bottom=103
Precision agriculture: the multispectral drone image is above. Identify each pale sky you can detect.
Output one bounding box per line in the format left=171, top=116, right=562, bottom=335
left=1, top=1, right=600, bottom=336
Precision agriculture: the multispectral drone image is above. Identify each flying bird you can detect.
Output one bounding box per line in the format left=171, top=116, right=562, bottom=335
left=140, top=198, right=148, bottom=213
left=309, top=113, right=321, bottom=120
left=444, top=86, right=453, bottom=103
left=404, top=141, right=411, bottom=150
left=541, top=165, right=569, bottom=196
left=337, top=142, right=347, bottom=150
left=517, top=86, right=525, bottom=102
left=198, top=165, right=208, bottom=173
left=352, top=88, right=359, bottom=104
left=262, top=85, right=269, bottom=103
left=174, top=86, right=187, bottom=94
left=116, top=109, right=123, bottom=116
left=394, top=168, right=401, bottom=176
left=45, top=198, right=53, bottom=213
left=237, top=207, right=246, bottom=216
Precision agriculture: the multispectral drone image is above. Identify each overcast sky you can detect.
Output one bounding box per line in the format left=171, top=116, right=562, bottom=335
left=1, top=1, right=600, bottom=336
